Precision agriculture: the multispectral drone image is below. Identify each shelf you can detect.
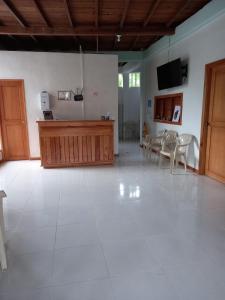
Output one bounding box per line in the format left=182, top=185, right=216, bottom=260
left=154, top=93, right=183, bottom=126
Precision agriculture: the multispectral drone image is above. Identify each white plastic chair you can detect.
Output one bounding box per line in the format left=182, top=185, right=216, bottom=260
left=0, top=190, right=7, bottom=271
left=142, top=134, right=151, bottom=154
left=172, top=134, right=193, bottom=173
left=159, top=131, right=178, bottom=171
left=147, top=130, right=167, bottom=159
left=159, top=133, right=192, bottom=174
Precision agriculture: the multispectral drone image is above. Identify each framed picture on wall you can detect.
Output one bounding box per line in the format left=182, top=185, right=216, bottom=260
left=172, top=105, right=181, bottom=122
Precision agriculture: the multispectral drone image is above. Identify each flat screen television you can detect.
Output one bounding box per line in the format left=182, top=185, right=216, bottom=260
left=157, top=58, right=182, bottom=90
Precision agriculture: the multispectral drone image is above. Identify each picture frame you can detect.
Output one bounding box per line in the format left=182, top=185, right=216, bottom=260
left=58, top=90, right=72, bottom=101
left=172, top=105, right=181, bottom=122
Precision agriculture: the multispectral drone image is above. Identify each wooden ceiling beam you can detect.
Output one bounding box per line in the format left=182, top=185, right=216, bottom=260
left=63, top=0, right=74, bottom=27
left=0, top=25, right=174, bottom=36
left=143, top=0, right=161, bottom=27
left=120, top=0, right=131, bottom=28
left=166, top=0, right=192, bottom=27
left=33, top=0, right=52, bottom=27
left=1, top=0, right=28, bottom=28
left=95, top=0, right=99, bottom=27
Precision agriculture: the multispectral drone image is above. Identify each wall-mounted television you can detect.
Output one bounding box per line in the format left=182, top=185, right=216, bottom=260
left=157, top=58, right=183, bottom=90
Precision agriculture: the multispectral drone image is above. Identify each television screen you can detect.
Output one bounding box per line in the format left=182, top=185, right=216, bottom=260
left=157, top=58, right=182, bottom=90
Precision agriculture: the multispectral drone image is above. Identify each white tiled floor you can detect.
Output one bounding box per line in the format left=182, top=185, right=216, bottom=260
left=1, top=142, right=225, bottom=299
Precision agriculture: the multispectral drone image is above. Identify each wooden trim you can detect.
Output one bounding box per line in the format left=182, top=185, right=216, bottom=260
left=199, top=58, right=225, bottom=175
left=21, top=80, right=30, bottom=159
left=29, top=157, right=41, bottom=160
left=0, top=25, right=175, bottom=36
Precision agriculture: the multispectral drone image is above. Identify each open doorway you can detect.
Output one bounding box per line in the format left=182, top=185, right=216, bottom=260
left=118, top=62, right=141, bottom=143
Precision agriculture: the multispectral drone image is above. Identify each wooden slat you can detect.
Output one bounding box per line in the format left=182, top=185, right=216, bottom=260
left=73, top=136, right=79, bottom=162
left=55, top=137, right=61, bottom=163
left=78, top=136, right=83, bottom=162
left=68, top=136, right=74, bottom=162
left=82, top=136, right=88, bottom=162
left=91, top=136, right=95, bottom=162
left=95, top=136, right=100, bottom=161
left=64, top=136, right=70, bottom=162
left=87, top=136, right=92, bottom=162
left=100, top=136, right=104, bottom=161
left=60, top=137, right=65, bottom=163
left=103, top=135, right=109, bottom=161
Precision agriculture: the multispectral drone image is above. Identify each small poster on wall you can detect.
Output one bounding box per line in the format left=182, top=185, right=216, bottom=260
left=172, top=105, right=181, bottom=122
left=147, top=99, right=152, bottom=113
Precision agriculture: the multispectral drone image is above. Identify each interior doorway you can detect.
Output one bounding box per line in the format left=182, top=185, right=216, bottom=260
left=118, top=64, right=141, bottom=142
left=200, top=59, right=225, bottom=184
left=0, top=80, right=29, bottom=160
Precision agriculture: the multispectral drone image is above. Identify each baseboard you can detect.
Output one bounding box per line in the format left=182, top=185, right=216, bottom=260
left=29, top=157, right=41, bottom=160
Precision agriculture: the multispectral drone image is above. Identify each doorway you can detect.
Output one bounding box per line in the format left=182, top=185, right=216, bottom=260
left=200, top=59, right=225, bottom=184
left=0, top=80, right=29, bottom=160
left=118, top=67, right=141, bottom=142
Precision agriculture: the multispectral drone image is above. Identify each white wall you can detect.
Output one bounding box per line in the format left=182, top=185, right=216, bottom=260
left=0, top=52, right=118, bottom=156
left=143, top=11, right=225, bottom=169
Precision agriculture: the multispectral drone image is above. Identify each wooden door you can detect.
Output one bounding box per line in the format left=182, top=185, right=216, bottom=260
left=205, top=61, right=225, bottom=183
left=0, top=80, right=29, bottom=160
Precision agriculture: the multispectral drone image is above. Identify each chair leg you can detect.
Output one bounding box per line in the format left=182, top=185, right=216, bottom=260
left=170, top=154, right=175, bottom=174
left=159, top=153, right=163, bottom=168
left=149, top=148, right=152, bottom=160
left=0, top=226, right=7, bottom=270
left=0, top=201, right=5, bottom=244
left=184, top=154, right=187, bottom=172
left=175, top=157, right=179, bottom=170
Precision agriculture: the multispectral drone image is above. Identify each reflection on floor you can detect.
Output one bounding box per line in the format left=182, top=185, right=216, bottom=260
left=0, top=142, right=225, bottom=300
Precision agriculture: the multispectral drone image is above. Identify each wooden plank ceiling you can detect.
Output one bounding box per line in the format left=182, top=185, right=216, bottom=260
left=0, top=0, right=211, bottom=52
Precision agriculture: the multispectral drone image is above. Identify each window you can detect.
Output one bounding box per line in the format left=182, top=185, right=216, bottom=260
left=129, top=72, right=140, bottom=87
left=118, top=73, right=123, bottom=88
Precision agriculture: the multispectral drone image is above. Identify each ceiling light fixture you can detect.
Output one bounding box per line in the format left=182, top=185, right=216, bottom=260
left=116, top=34, right=122, bottom=42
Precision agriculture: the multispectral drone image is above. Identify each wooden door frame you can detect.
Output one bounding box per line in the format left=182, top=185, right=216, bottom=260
left=0, top=79, right=30, bottom=160
left=199, top=58, right=225, bottom=175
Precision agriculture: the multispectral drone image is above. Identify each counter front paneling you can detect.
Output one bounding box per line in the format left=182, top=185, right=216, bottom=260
left=37, top=120, right=114, bottom=168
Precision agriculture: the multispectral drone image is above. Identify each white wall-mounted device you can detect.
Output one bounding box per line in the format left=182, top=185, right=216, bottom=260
left=40, top=91, right=50, bottom=111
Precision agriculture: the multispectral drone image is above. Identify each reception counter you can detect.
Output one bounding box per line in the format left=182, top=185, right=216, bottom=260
left=37, top=120, right=114, bottom=168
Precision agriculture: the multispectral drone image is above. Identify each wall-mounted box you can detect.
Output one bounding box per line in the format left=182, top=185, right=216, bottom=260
left=40, top=91, right=50, bottom=111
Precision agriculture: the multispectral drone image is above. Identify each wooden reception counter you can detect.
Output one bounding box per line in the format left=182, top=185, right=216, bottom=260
left=37, top=120, right=114, bottom=168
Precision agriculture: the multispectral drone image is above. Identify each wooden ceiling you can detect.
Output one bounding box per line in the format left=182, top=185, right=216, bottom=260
left=0, top=0, right=211, bottom=52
